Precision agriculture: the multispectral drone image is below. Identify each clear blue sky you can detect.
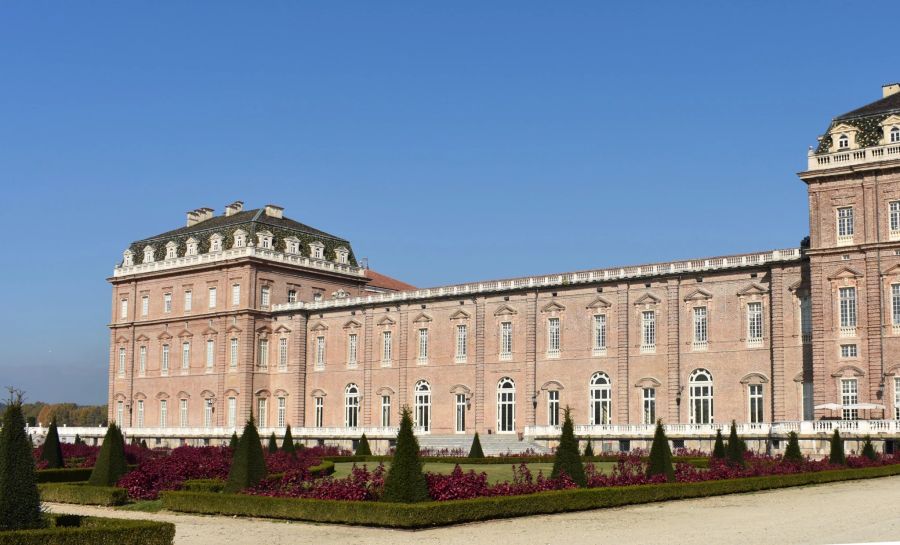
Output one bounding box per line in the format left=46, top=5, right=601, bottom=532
left=1, top=2, right=896, bottom=404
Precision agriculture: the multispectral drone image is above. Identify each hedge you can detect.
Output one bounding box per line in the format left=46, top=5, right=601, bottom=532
left=324, top=455, right=709, bottom=468
left=161, top=463, right=900, bottom=528
left=35, top=469, right=93, bottom=484
left=182, top=461, right=334, bottom=494
left=38, top=484, right=128, bottom=507
left=0, top=514, right=174, bottom=545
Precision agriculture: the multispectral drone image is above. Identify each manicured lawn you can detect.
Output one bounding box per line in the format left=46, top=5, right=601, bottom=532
left=332, top=461, right=617, bottom=483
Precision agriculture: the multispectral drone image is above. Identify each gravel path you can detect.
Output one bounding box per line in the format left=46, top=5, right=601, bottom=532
left=46, top=476, right=900, bottom=545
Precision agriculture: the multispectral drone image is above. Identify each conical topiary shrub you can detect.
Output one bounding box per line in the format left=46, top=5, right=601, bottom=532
left=356, top=433, right=372, bottom=456
left=468, top=432, right=485, bottom=458
left=74, top=434, right=83, bottom=446
left=225, top=418, right=267, bottom=493
left=281, top=425, right=296, bottom=456
left=783, top=431, right=803, bottom=463
left=646, top=420, right=675, bottom=482
left=861, top=435, right=877, bottom=461
left=583, top=438, right=595, bottom=458
left=40, top=418, right=65, bottom=469
left=551, top=407, right=587, bottom=487
left=229, top=432, right=239, bottom=450
left=268, top=432, right=278, bottom=454
left=712, top=429, right=726, bottom=460
left=829, top=429, right=846, bottom=465
left=88, top=423, right=128, bottom=487
left=726, top=420, right=746, bottom=467
left=382, top=407, right=430, bottom=503
left=0, top=394, right=44, bottom=531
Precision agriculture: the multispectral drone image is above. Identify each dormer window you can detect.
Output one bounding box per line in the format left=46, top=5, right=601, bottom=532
left=284, top=236, right=300, bottom=255
left=186, top=237, right=199, bottom=256
left=257, top=230, right=273, bottom=250
left=309, top=241, right=325, bottom=260
left=335, top=246, right=349, bottom=264
left=233, top=229, right=247, bottom=249
left=209, top=234, right=223, bottom=253
left=123, top=250, right=134, bottom=267
left=143, top=245, right=155, bottom=263
left=892, top=127, right=900, bottom=143
left=838, top=134, right=849, bottom=149
left=165, top=241, right=178, bottom=260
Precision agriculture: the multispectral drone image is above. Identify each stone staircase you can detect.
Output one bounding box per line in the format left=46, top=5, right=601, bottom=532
left=416, top=434, right=551, bottom=456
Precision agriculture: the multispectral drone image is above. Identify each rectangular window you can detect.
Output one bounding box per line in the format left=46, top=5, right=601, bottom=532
left=500, top=322, right=513, bottom=359
left=138, top=345, right=147, bottom=376
left=418, top=328, right=428, bottom=363
left=120, top=299, right=128, bottom=320
left=231, top=284, right=240, bottom=307
left=279, top=338, right=288, bottom=370
left=800, top=296, right=812, bottom=343
left=115, top=401, right=124, bottom=425
left=693, top=307, right=708, bottom=348
left=548, top=390, right=560, bottom=426
left=229, top=338, right=238, bottom=369
left=161, top=344, right=170, bottom=375
left=643, top=388, right=656, bottom=425
left=179, top=399, right=188, bottom=427
left=141, top=295, right=149, bottom=316
left=316, top=336, right=325, bottom=369
left=382, top=331, right=392, bottom=365
left=839, top=287, right=857, bottom=336
left=749, top=384, right=764, bottom=423
left=381, top=396, right=391, bottom=427
left=895, top=377, right=900, bottom=421
left=181, top=341, right=190, bottom=370
left=204, top=399, right=213, bottom=428
left=748, top=302, right=763, bottom=345
left=258, top=339, right=269, bottom=370
left=287, top=289, right=297, bottom=304
left=892, top=284, right=900, bottom=327
left=277, top=397, right=286, bottom=428
left=227, top=397, right=236, bottom=428
left=159, top=399, right=168, bottom=428
left=348, top=334, right=358, bottom=366
left=117, top=347, right=126, bottom=377
left=184, top=290, right=192, bottom=312
left=641, top=311, right=656, bottom=352
left=841, top=378, right=858, bottom=420
left=840, top=344, right=858, bottom=358
left=136, top=400, right=144, bottom=428
left=257, top=398, right=267, bottom=427
left=891, top=201, right=900, bottom=236
left=164, top=293, right=172, bottom=313
left=206, top=339, right=215, bottom=369
left=315, top=397, right=324, bottom=427
left=455, top=394, right=466, bottom=433
left=456, top=324, right=467, bottom=363
left=260, top=286, right=270, bottom=308
left=837, top=207, right=854, bottom=240
left=593, top=315, right=607, bottom=355
left=208, top=287, right=217, bottom=309
left=548, top=317, right=560, bottom=357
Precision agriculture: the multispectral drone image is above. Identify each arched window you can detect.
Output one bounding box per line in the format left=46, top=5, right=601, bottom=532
left=838, top=134, right=849, bottom=149
left=344, top=384, right=359, bottom=428
left=892, top=127, right=900, bottom=143
left=689, top=369, right=714, bottom=424
left=414, top=380, right=431, bottom=432
left=589, top=372, right=612, bottom=425
left=497, top=377, right=516, bottom=433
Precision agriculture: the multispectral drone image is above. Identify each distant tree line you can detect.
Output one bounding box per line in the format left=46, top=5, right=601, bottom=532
left=0, top=402, right=107, bottom=427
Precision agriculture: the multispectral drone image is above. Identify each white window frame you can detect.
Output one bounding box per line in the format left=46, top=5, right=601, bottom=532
left=347, top=333, right=358, bottom=367
left=641, top=310, right=656, bottom=353
left=141, top=295, right=149, bottom=317
left=692, top=306, right=708, bottom=350
left=161, top=344, right=170, bottom=375
left=205, top=339, right=215, bottom=370
left=837, top=207, right=854, bottom=244
left=208, top=287, right=217, bottom=309
left=164, top=293, right=172, bottom=313
left=892, top=284, right=900, bottom=332
left=547, top=317, right=560, bottom=358
left=315, top=397, right=324, bottom=427
left=381, top=395, right=391, bottom=427
left=455, top=324, right=467, bottom=363
left=116, top=401, right=124, bottom=425
left=547, top=390, right=559, bottom=426
left=839, top=286, right=857, bottom=337
left=747, top=302, right=763, bottom=347
left=227, top=397, right=236, bottom=428
left=643, top=388, right=656, bottom=425
left=414, top=380, right=431, bottom=432
left=315, top=336, right=326, bottom=370
left=279, top=337, right=288, bottom=370
left=179, top=399, right=188, bottom=427
left=841, top=378, right=859, bottom=420
left=277, top=396, right=286, bottom=428
left=229, top=338, right=238, bottom=370
left=589, top=372, right=612, bottom=425
left=840, top=344, right=858, bottom=358
left=287, top=289, right=297, bottom=304
left=258, top=338, right=269, bottom=370
left=260, top=286, right=270, bottom=309
left=159, top=399, right=167, bottom=428
left=497, top=377, right=516, bottom=433
left=117, top=347, right=126, bottom=377
left=689, top=369, right=714, bottom=424
left=417, top=328, right=429, bottom=364
left=138, top=345, right=147, bottom=376
left=181, top=341, right=190, bottom=371
left=381, top=330, right=392, bottom=366
left=344, top=384, right=359, bottom=428
left=749, top=384, right=764, bottom=424
left=231, top=283, right=241, bottom=307
left=204, top=398, right=213, bottom=428
left=184, top=290, right=192, bottom=312
left=257, top=397, right=267, bottom=427
left=136, top=400, right=144, bottom=428
left=120, top=298, right=128, bottom=320
left=894, top=377, right=900, bottom=421
left=592, top=314, right=607, bottom=356
left=892, top=127, right=900, bottom=144
left=455, top=393, right=466, bottom=433
left=500, top=322, right=513, bottom=360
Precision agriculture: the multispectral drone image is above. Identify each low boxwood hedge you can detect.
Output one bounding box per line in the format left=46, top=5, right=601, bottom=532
left=325, top=455, right=709, bottom=468
left=38, top=483, right=128, bottom=506
left=35, top=468, right=93, bottom=484
left=161, top=463, right=900, bottom=528
left=0, top=514, right=174, bottom=545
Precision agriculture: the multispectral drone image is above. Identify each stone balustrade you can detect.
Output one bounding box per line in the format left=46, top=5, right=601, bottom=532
left=807, top=142, right=900, bottom=171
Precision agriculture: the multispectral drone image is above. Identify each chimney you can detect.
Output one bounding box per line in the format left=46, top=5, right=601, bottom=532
left=186, top=209, right=202, bottom=227
left=264, top=204, right=284, bottom=219
left=883, top=83, right=900, bottom=98
left=198, top=207, right=214, bottom=222
left=225, top=201, right=244, bottom=217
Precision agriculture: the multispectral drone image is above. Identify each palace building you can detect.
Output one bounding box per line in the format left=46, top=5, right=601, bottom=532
left=105, top=84, right=900, bottom=450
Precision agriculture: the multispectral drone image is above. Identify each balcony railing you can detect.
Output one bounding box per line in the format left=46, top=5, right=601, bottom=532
left=839, top=326, right=857, bottom=338
left=807, top=142, right=900, bottom=171
left=692, top=340, right=708, bottom=351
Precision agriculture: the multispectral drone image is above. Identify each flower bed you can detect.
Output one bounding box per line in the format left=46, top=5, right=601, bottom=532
left=33, top=443, right=148, bottom=470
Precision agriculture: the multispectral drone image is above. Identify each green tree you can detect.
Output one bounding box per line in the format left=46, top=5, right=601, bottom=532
left=40, top=419, right=65, bottom=469
left=88, top=423, right=128, bottom=487
left=355, top=433, right=372, bottom=456
left=861, top=435, right=877, bottom=461
left=0, top=393, right=44, bottom=531
left=726, top=420, right=746, bottom=467
left=783, top=431, right=803, bottom=463
left=229, top=432, right=239, bottom=450
left=646, top=420, right=675, bottom=482
left=551, top=408, right=587, bottom=487
left=583, top=438, right=595, bottom=458
left=224, top=418, right=267, bottom=493
left=712, top=429, right=726, bottom=460
left=281, top=425, right=296, bottom=456
left=382, top=407, right=430, bottom=503
left=829, top=429, right=846, bottom=465
left=267, top=432, right=278, bottom=454
left=467, top=432, right=485, bottom=459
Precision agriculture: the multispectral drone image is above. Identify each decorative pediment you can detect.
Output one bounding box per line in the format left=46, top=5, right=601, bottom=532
left=115, top=335, right=129, bottom=344
left=155, top=392, right=170, bottom=400
left=200, top=389, right=216, bottom=399
left=787, top=279, right=808, bottom=293
left=201, top=327, right=218, bottom=336
left=633, top=377, right=662, bottom=388
left=882, top=264, right=900, bottom=277
left=375, top=386, right=395, bottom=396
left=157, top=331, right=173, bottom=340
left=793, top=372, right=805, bottom=383
left=113, top=393, right=127, bottom=401
left=136, top=334, right=150, bottom=342
left=176, top=329, right=193, bottom=339
left=683, top=288, right=712, bottom=302
left=342, top=319, right=363, bottom=329
left=737, top=283, right=769, bottom=297
left=493, top=304, right=518, bottom=317
left=540, top=301, right=566, bottom=313
left=274, top=324, right=292, bottom=334
left=831, top=365, right=865, bottom=378
left=176, top=390, right=191, bottom=399
left=377, top=316, right=395, bottom=326
left=133, top=392, right=147, bottom=400
left=413, top=312, right=433, bottom=324
left=828, top=266, right=863, bottom=280
left=540, top=380, right=564, bottom=391
left=449, top=384, right=472, bottom=395
left=254, top=389, right=271, bottom=398
left=830, top=122, right=858, bottom=135
left=881, top=114, right=900, bottom=127
left=310, top=388, right=327, bottom=398
left=223, top=388, right=239, bottom=397
left=633, top=293, right=661, bottom=306
left=310, top=321, right=329, bottom=332
left=739, top=372, right=770, bottom=385
left=586, top=296, right=612, bottom=309
left=255, top=324, right=272, bottom=335
left=274, top=389, right=289, bottom=397
left=226, top=324, right=242, bottom=334
left=449, top=309, right=471, bottom=320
